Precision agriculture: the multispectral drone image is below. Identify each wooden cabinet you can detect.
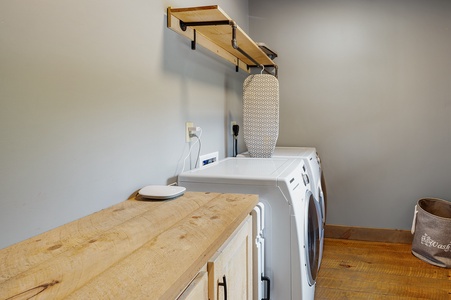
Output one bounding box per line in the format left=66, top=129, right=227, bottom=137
left=208, top=215, right=253, bottom=300
left=0, top=193, right=258, bottom=299
left=178, top=267, right=209, bottom=300
left=177, top=215, right=253, bottom=300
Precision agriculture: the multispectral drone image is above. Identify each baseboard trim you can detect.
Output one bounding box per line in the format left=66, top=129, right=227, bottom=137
left=325, top=224, right=413, bottom=244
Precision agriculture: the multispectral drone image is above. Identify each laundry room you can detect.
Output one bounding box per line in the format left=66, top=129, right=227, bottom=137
left=1, top=0, right=450, bottom=298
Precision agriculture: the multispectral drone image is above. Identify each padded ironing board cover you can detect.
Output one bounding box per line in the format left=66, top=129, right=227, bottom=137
left=243, top=74, right=279, bottom=158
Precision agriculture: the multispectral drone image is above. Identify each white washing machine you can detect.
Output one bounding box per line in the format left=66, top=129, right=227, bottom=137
left=178, top=157, right=321, bottom=300
left=239, top=147, right=327, bottom=270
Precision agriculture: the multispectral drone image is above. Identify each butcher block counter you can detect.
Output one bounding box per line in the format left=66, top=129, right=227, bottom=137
left=0, top=191, right=258, bottom=299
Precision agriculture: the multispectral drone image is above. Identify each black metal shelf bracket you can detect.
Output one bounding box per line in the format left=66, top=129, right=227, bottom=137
left=191, top=29, right=196, bottom=50
left=178, top=19, right=277, bottom=77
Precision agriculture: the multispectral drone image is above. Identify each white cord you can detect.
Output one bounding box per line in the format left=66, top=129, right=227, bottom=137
left=179, top=128, right=202, bottom=174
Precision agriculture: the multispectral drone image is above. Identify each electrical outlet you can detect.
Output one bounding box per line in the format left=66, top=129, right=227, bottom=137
left=231, top=121, right=237, bottom=135
left=185, top=122, right=194, bottom=142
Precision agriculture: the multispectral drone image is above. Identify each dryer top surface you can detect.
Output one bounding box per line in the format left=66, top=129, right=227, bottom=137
left=238, top=147, right=316, bottom=158
left=272, top=147, right=316, bottom=158
left=178, top=157, right=302, bottom=185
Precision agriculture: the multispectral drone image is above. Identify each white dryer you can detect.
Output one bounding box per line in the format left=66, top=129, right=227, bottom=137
left=240, top=147, right=326, bottom=227
left=239, top=147, right=327, bottom=270
left=178, top=157, right=321, bottom=300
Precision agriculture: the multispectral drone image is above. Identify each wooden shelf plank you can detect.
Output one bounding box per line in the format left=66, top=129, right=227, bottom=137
left=167, top=5, right=276, bottom=73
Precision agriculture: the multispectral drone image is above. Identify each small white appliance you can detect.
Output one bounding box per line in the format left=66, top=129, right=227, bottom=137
left=178, top=157, right=321, bottom=300
left=138, top=185, right=186, bottom=200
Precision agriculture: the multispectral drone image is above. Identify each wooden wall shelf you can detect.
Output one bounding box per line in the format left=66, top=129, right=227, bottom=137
left=167, top=5, right=278, bottom=76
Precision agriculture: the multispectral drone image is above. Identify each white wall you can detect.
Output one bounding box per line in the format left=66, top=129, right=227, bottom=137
left=250, top=0, right=451, bottom=229
left=0, top=1, right=249, bottom=249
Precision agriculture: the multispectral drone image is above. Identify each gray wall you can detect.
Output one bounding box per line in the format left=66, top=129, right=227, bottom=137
left=2, top=0, right=450, bottom=249
left=0, top=0, right=248, bottom=249
left=250, top=0, right=451, bottom=230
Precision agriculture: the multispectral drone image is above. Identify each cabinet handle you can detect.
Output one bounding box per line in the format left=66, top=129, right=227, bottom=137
left=218, top=275, right=228, bottom=300
left=261, top=275, right=271, bottom=300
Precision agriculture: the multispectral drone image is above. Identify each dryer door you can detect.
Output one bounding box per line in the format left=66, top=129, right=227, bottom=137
left=305, top=192, right=321, bottom=286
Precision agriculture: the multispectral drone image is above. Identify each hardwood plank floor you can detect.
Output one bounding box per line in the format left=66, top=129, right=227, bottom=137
left=315, top=238, right=451, bottom=299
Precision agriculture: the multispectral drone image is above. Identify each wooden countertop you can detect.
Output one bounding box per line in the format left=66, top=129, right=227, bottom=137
left=0, top=192, right=258, bottom=299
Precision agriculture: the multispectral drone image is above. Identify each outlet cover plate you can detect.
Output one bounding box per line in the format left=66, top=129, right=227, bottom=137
left=199, top=151, right=219, bottom=168
left=185, top=122, right=194, bottom=142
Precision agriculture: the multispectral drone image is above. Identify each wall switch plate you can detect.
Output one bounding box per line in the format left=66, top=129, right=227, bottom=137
left=185, top=122, right=194, bottom=142
left=199, top=151, right=219, bottom=168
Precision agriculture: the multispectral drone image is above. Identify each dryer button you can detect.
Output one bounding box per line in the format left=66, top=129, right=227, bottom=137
left=302, top=173, right=310, bottom=185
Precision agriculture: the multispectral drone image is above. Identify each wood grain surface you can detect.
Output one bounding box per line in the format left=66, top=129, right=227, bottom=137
left=168, top=6, right=275, bottom=69
left=316, top=238, right=451, bottom=299
left=0, top=192, right=258, bottom=299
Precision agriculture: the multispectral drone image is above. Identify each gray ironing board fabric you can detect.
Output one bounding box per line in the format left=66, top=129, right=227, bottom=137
left=243, top=74, right=279, bottom=158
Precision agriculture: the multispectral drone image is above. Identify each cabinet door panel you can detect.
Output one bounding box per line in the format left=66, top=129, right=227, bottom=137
left=178, top=270, right=208, bottom=300
left=208, top=215, right=253, bottom=300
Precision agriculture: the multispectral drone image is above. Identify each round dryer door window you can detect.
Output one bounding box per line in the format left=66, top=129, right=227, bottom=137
left=305, top=193, right=321, bottom=286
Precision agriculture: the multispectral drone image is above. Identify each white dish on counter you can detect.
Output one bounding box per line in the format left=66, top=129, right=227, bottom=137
left=138, top=185, right=186, bottom=200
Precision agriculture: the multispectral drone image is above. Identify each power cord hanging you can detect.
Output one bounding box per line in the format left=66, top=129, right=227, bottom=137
left=191, top=133, right=202, bottom=168
left=179, top=128, right=203, bottom=174
left=232, top=124, right=239, bottom=157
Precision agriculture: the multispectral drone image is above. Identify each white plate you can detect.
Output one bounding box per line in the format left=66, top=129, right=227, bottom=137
left=138, top=185, right=186, bottom=200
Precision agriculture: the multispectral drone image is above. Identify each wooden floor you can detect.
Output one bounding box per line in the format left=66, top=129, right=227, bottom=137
left=315, top=238, right=451, bottom=299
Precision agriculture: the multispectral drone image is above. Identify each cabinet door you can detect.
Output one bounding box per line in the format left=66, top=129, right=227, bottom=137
left=178, top=270, right=208, bottom=300
left=208, top=215, right=253, bottom=300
